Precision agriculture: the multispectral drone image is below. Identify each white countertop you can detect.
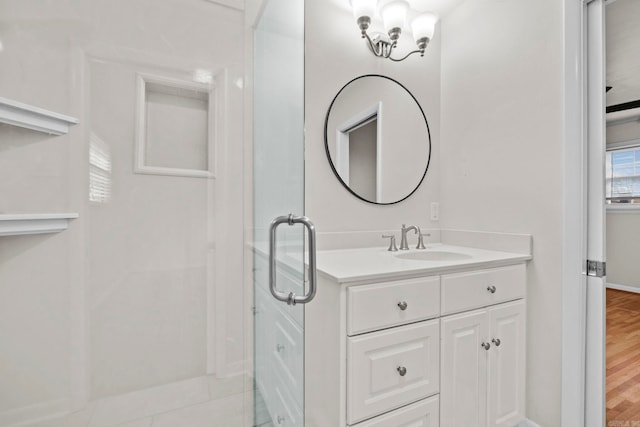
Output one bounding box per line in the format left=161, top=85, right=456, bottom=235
left=315, top=243, right=532, bottom=284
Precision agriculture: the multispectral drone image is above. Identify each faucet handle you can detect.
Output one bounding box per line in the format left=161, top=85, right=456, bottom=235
left=417, top=232, right=431, bottom=250
left=382, top=235, right=398, bottom=252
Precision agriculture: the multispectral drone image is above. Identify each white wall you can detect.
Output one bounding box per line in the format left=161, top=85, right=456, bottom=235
left=607, top=212, right=640, bottom=289
left=0, top=0, right=245, bottom=424
left=606, top=121, right=640, bottom=290
left=305, top=0, right=441, bottom=233
left=439, top=1, right=564, bottom=426
left=607, top=121, right=640, bottom=144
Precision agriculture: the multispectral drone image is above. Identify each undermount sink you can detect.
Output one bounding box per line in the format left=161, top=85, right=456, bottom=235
left=395, top=251, right=473, bottom=261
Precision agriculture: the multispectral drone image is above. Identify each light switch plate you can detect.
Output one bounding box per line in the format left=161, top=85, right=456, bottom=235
left=430, top=202, right=439, bottom=221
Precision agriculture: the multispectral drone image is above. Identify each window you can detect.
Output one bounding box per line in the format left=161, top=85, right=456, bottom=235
left=606, top=144, right=640, bottom=204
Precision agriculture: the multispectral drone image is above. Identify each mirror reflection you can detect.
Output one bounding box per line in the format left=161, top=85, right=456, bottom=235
left=324, top=74, right=431, bottom=204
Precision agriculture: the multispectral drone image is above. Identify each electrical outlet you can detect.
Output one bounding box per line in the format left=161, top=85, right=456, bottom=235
left=430, top=202, right=439, bottom=221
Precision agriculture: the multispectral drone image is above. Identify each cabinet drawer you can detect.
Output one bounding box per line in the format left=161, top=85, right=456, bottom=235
left=348, top=277, right=440, bottom=335
left=353, top=395, right=440, bottom=427
left=441, top=264, right=525, bottom=315
left=347, top=320, right=440, bottom=425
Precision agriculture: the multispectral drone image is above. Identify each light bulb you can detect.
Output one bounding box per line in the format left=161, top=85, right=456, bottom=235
left=350, top=0, right=377, bottom=33
left=350, top=0, right=376, bottom=21
left=411, top=13, right=438, bottom=43
left=381, top=0, right=409, bottom=33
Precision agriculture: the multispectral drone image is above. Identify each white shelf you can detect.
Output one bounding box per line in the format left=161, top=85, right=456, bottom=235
left=0, top=97, right=79, bottom=135
left=0, top=213, right=79, bottom=236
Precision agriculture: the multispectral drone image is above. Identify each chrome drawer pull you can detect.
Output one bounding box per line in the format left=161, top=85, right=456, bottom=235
left=397, top=366, right=407, bottom=376
left=276, top=343, right=285, bottom=352
left=397, top=301, right=408, bottom=311
left=492, top=338, right=501, bottom=347
left=487, top=285, right=497, bottom=294
left=481, top=342, right=491, bottom=350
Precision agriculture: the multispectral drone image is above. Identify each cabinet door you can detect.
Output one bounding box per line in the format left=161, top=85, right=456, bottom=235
left=441, top=309, right=489, bottom=427
left=487, top=300, right=526, bottom=427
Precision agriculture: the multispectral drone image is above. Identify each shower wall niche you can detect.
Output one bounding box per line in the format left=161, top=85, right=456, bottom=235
left=135, top=74, right=217, bottom=178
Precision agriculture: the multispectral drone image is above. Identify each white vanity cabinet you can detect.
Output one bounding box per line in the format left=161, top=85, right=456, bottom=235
left=305, top=258, right=527, bottom=427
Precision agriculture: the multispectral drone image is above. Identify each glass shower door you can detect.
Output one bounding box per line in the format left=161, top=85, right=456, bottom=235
left=252, top=0, right=308, bottom=426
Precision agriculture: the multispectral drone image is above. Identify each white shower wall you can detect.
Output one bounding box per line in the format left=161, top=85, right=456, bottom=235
left=0, top=0, right=246, bottom=425
left=87, top=59, right=210, bottom=398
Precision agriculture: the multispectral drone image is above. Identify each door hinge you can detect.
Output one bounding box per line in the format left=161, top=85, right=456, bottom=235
left=586, top=260, right=606, bottom=278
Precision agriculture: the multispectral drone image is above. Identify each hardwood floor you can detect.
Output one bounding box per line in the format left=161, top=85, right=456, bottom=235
left=607, top=288, right=640, bottom=424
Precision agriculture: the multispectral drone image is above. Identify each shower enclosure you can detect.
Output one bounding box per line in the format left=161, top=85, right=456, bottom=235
left=0, top=0, right=305, bottom=426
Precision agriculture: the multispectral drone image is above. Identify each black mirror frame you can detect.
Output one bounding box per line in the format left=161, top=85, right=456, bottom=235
left=323, top=74, right=432, bottom=205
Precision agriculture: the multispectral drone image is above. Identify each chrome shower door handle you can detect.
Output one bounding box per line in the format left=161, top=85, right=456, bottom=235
left=269, top=214, right=317, bottom=306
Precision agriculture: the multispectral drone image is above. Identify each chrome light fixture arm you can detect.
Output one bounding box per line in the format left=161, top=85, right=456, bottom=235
left=358, top=16, right=395, bottom=59
left=352, top=1, right=438, bottom=63
left=388, top=46, right=427, bottom=62
left=363, top=31, right=394, bottom=59
left=363, top=32, right=430, bottom=62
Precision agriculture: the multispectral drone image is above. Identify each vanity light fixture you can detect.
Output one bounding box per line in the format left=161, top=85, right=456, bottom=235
left=350, top=0, right=438, bottom=62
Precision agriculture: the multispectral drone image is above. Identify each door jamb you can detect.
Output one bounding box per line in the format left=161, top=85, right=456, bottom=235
left=562, top=0, right=610, bottom=425
left=561, top=0, right=588, bottom=426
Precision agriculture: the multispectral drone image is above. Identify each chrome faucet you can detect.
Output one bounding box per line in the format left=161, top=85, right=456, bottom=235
left=400, top=224, right=418, bottom=250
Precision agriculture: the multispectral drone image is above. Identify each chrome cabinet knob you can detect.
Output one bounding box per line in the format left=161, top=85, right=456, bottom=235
left=397, top=366, right=407, bottom=376
left=397, top=301, right=408, bottom=311
left=487, top=285, right=497, bottom=294
left=492, top=338, right=501, bottom=347
left=481, top=342, right=491, bottom=350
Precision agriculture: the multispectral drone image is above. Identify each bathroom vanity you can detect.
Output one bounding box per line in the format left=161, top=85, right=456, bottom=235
left=303, top=244, right=531, bottom=427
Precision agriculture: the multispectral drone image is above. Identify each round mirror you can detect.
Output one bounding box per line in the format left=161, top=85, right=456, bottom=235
left=324, top=74, right=431, bottom=205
